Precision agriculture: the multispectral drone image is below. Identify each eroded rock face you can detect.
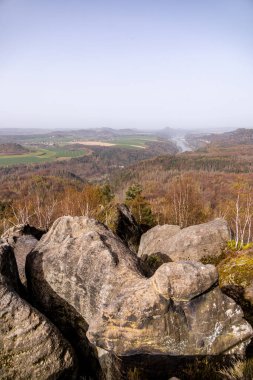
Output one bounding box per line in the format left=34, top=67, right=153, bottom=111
left=88, top=261, right=251, bottom=357
left=26, top=216, right=252, bottom=378
left=138, top=218, right=230, bottom=264
left=0, top=243, right=77, bottom=379
left=1, top=224, right=45, bottom=287
left=114, top=204, right=143, bottom=252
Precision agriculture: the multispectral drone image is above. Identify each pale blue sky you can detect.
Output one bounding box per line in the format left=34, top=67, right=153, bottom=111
left=0, top=0, right=253, bottom=130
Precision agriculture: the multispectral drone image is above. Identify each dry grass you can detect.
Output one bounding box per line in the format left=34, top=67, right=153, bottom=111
left=219, top=358, right=253, bottom=380
left=219, top=360, right=245, bottom=380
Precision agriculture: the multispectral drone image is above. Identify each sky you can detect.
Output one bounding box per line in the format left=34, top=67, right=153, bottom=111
left=0, top=0, right=253, bottom=130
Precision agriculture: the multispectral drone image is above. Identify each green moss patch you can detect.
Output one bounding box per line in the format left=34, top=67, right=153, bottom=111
left=201, top=252, right=227, bottom=267
left=218, top=250, right=253, bottom=288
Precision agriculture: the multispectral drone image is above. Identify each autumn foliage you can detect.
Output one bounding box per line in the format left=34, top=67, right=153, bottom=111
left=1, top=142, right=253, bottom=250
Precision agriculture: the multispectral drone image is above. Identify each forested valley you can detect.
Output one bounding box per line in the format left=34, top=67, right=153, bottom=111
left=1, top=129, right=253, bottom=249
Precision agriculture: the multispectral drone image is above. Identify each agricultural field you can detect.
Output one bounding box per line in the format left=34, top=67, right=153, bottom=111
left=69, top=135, right=159, bottom=149
left=110, top=135, right=159, bottom=148
left=0, top=146, right=88, bottom=166
left=0, top=128, right=175, bottom=168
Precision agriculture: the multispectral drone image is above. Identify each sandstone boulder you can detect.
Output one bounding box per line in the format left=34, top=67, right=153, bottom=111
left=26, top=216, right=252, bottom=379
left=138, top=218, right=230, bottom=264
left=0, top=243, right=77, bottom=379
left=138, top=224, right=180, bottom=258
left=138, top=224, right=180, bottom=273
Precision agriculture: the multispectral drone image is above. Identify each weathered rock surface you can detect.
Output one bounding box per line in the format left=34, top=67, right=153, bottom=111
left=1, top=224, right=45, bottom=287
left=0, top=243, right=77, bottom=379
left=138, top=224, right=180, bottom=258
left=26, top=216, right=252, bottom=379
left=114, top=203, right=143, bottom=252
left=138, top=218, right=230, bottom=264
left=1, top=224, right=45, bottom=241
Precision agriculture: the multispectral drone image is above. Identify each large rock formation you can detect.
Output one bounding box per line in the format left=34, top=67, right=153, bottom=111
left=138, top=218, right=230, bottom=264
left=0, top=243, right=77, bottom=379
left=26, top=216, right=252, bottom=378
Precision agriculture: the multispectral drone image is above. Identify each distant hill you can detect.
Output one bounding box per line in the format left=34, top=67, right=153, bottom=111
left=187, top=128, right=253, bottom=149
left=0, top=128, right=52, bottom=135
left=156, top=127, right=193, bottom=138
left=48, top=127, right=147, bottom=140
left=210, top=128, right=253, bottom=146
left=0, top=143, right=29, bottom=155
left=0, top=127, right=149, bottom=144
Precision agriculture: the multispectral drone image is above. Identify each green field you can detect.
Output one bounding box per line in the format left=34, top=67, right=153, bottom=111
left=0, top=136, right=161, bottom=166
left=111, top=135, right=158, bottom=148
left=0, top=147, right=87, bottom=166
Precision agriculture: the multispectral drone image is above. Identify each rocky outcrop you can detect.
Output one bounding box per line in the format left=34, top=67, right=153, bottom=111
left=26, top=216, right=252, bottom=378
left=1, top=224, right=45, bottom=288
left=114, top=203, right=143, bottom=252
left=138, top=218, right=230, bottom=264
left=1, top=224, right=45, bottom=241
left=0, top=243, right=77, bottom=379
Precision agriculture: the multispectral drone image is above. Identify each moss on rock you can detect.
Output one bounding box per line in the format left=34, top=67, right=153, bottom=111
left=218, top=250, right=253, bottom=329
left=218, top=250, right=253, bottom=289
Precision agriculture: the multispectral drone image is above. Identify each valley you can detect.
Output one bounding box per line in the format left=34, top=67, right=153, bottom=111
left=1, top=126, right=253, bottom=380
left=0, top=128, right=177, bottom=167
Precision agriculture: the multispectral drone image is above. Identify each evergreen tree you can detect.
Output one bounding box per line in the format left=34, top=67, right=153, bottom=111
left=125, top=184, right=154, bottom=226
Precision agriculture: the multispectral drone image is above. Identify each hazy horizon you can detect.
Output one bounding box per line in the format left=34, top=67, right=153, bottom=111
left=1, top=0, right=253, bottom=130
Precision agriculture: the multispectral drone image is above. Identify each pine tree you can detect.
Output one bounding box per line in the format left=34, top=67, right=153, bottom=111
left=125, top=184, right=154, bottom=226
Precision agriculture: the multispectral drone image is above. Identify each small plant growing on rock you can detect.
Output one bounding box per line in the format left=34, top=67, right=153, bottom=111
left=227, top=240, right=253, bottom=251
